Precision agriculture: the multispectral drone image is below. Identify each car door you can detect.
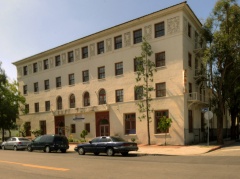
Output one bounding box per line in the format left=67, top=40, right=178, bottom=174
left=10, top=137, right=17, bottom=149
left=4, top=138, right=12, bottom=149
left=96, top=137, right=110, bottom=153
left=84, top=137, right=99, bottom=153
left=31, top=136, right=43, bottom=150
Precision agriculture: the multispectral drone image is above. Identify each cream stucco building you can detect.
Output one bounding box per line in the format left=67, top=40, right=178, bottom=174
left=13, top=2, right=229, bottom=145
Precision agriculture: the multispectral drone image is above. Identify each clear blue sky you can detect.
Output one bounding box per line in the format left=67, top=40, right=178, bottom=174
left=0, top=0, right=219, bottom=81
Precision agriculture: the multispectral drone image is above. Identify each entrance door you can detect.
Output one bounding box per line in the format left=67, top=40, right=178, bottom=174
left=100, top=124, right=109, bottom=136
left=95, top=112, right=109, bottom=137
left=55, top=116, right=65, bottom=135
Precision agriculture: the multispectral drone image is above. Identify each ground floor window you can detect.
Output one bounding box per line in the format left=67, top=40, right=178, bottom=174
left=40, top=120, right=46, bottom=135
left=71, top=124, right=76, bottom=133
left=155, top=110, right=169, bottom=134
left=125, top=113, right=136, bottom=134
left=85, top=123, right=90, bottom=133
left=188, top=110, right=193, bottom=133
left=25, top=122, right=31, bottom=136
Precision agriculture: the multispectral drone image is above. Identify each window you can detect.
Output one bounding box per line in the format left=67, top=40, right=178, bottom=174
left=43, top=59, right=49, bottom=70
left=82, top=46, right=88, bottom=59
left=99, top=89, right=106, bottom=104
left=97, top=41, right=104, bottom=54
left=57, top=96, right=62, bottom=110
left=23, top=66, right=28, bottom=75
left=82, top=70, right=89, bottom=82
left=134, top=58, right=143, bottom=72
left=68, top=51, right=74, bottom=63
left=188, top=23, right=191, bottom=38
left=34, top=82, right=39, bottom=92
left=35, top=102, right=39, bottom=113
left=25, top=104, right=29, bottom=114
left=44, top=79, right=49, bottom=90
left=188, top=110, right=193, bottom=133
left=33, top=63, right=38, bottom=73
left=71, top=124, right=76, bottom=133
left=69, top=73, right=75, bottom=85
left=25, top=122, right=31, bottom=136
left=155, top=22, right=164, bottom=38
left=69, top=94, right=75, bottom=108
left=85, top=123, right=90, bottom=133
left=56, top=77, right=61, bottom=88
left=195, top=31, right=199, bottom=49
left=23, top=85, right=27, bottom=95
left=115, top=62, right=123, bottom=76
left=40, top=121, right=46, bottom=135
left=201, top=113, right=205, bottom=132
left=116, top=89, right=123, bottom=102
left=155, top=52, right=165, bottom=67
left=125, top=113, right=136, bottom=134
left=45, top=101, right=50, bottom=111
left=155, top=110, right=169, bottom=133
left=135, top=86, right=143, bottom=100
left=188, top=53, right=192, bottom=67
left=98, top=66, right=105, bottom=79
left=83, top=92, right=90, bottom=106
left=114, top=35, right=122, bottom=49
left=189, top=83, right=192, bottom=96
left=55, top=55, right=61, bottom=66
left=156, top=82, right=166, bottom=97
left=133, top=29, right=142, bottom=44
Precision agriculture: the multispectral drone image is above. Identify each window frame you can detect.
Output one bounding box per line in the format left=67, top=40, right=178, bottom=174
left=133, top=29, right=142, bottom=44
left=99, top=89, right=106, bottom=105
left=44, top=79, right=50, bottom=90
left=155, top=52, right=165, bottom=67
left=98, top=66, right=105, bottom=79
left=68, top=73, right=75, bottom=85
left=188, top=23, right=192, bottom=38
left=68, top=51, right=74, bottom=63
left=45, top=101, right=50, bottom=111
left=56, top=77, right=61, bottom=88
left=134, top=86, right=143, bottom=100
left=134, top=58, right=143, bottom=72
left=114, top=35, right=122, bottom=49
left=55, top=55, right=61, bottom=66
left=23, top=66, right=28, bottom=76
left=69, top=94, right=75, bottom=108
left=34, top=102, right=39, bottom=113
left=33, top=63, right=38, bottom=73
left=82, top=70, right=89, bottom=82
left=97, top=41, right=104, bottom=54
left=71, top=124, right=76, bottom=133
left=125, top=113, right=136, bottom=135
left=116, top=89, right=123, bottom=102
left=23, top=85, right=27, bottom=95
left=43, top=59, right=49, bottom=70
left=156, top=82, right=166, bottom=97
left=83, top=92, right=90, bottom=106
left=115, top=62, right=123, bottom=76
left=57, top=96, right=62, bottom=110
left=155, top=22, right=165, bottom=38
left=34, top=82, right=39, bottom=93
left=155, top=110, right=169, bottom=134
left=188, top=52, right=192, bottom=67
left=82, top=46, right=88, bottom=59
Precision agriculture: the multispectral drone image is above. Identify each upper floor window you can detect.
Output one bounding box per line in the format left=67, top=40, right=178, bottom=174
left=98, top=66, right=105, bottom=79
left=134, top=58, right=143, bottom=72
left=68, top=51, right=74, bottom=63
left=188, top=53, right=192, bottom=67
left=23, top=66, right=28, bottom=76
left=55, top=55, right=61, bottom=66
left=116, top=89, right=123, bottom=102
left=82, top=46, right=88, bottom=59
left=125, top=113, right=136, bottom=134
left=156, top=82, right=166, bottom=97
left=57, top=96, right=62, bottom=110
left=188, top=23, right=191, bottom=38
left=99, top=89, right=106, bottom=105
left=69, top=94, right=75, bottom=108
left=56, top=77, right=61, bottom=88
left=133, top=29, right=142, bottom=44
left=44, top=79, right=50, bottom=90
left=23, top=85, right=27, bottom=95
left=34, top=82, right=39, bottom=92
left=25, top=104, right=29, bottom=114
left=34, top=102, right=39, bottom=113
left=33, top=63, right=38, bottom=73
left=155, top=52, right=165, bottom=67
left=45, top=101, right=50, bottom=111
left=195, top=31, right=199, bottom=49
left=115, top=62, right=123, bottom=76
left=97, top=41, right=104, bottom=54
left=155, top=110, right=169, bottom=133
left=155, top=22, right=165, bottom=38
left=43, top=59, right=49, bottom=70
left=135, top=86, right=143, bottom=100
left=114, top=35, right=122, bottom=49
left=83, top=92, right=90, bottom=106
left=69, top=73, right=75, bottom=85
left=82, top=70, right=89, bottom=82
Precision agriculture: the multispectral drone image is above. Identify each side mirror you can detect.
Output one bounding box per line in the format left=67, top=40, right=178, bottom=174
left=89, top=141, right=92, bottom=144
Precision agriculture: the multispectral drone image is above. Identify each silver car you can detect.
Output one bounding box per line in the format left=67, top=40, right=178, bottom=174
left=1, top=137, right=31, bottom=151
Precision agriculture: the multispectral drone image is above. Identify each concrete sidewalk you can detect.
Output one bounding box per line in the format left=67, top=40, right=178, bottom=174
left=69, top=140, right=236, bottom=156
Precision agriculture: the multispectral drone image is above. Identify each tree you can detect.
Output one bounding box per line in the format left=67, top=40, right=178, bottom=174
left=157, top=116, right=172, bottom=146
left=80, top=129, right=88, bottom=142
left=201, top=0, right=240, bottom=144
left=135, top=38, right=156, bottom=145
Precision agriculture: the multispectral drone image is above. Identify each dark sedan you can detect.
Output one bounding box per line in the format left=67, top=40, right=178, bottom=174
left=74, top=136, right=138, bottom=156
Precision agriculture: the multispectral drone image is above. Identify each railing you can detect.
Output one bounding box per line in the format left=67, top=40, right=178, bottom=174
left=188, top=92, right=208, bottom=103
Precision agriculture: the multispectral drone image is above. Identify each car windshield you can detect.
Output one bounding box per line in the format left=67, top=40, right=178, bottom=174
left=111, top=137, right=126, bottom=142
left=19, top=138, right=30, bottom=141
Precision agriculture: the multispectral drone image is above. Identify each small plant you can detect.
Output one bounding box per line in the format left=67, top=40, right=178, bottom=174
left=80, top=130, right=88, bottom=142
left=131, top=137, right=136, bottom=142
left=157, top=116, right=172, bottom=146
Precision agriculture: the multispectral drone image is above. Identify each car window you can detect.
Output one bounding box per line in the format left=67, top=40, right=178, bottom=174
left=91, top=138, right=99, bottom=143
left=7, top=138, right=12, bottom=142
left=12, top=138, right=16, bottom=141
left=44, top=136, right=54, bottom=142
left=19, top=138, right=30, bottom=141
left=34, top=136, right=42, bottom=142
left=111, top=137, right=126, bottom=142
left=99, top=138, right=111, bottom=142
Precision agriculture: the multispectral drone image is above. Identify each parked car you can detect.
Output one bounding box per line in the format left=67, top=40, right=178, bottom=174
left=27, top=134, right=69, bottom=153
left=1, top=137, right=31, bottom=151
left=74, top=136, right=138, bottom=156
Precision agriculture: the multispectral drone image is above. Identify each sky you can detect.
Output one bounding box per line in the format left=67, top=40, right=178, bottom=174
left=0, top=0, right=220, bottom=81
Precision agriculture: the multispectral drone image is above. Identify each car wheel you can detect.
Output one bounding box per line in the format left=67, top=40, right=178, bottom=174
left=60, top=149, right=66, bottom=153
left=106, top=148, right=114, bottom=156
left=94, top=152, right=99, bottom=155
left=27, top=146, right=33, bottom=152
left=2, top=146, right=5, bottom=150
left=45, top=146, right=51, bottom=153
left=13, top=146, right=18, bottom=151
left=121, top=152, right=129, bottom=156
left=78, top=147, right=85, bottom=155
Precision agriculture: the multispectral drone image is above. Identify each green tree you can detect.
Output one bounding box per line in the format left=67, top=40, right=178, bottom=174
left=135, top=38, right=156, bottom=145
left=157, top=116, right=172, bottom=146
left=80, top=129, right=88, bottom=142
left=201, top=0, right=240, bottom=144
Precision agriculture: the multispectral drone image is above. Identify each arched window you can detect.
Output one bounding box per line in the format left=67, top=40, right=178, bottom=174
left=70, top=94, right=75, bottom=108
left=99, top=89, right=106, bottom=105
left=57, top=96, right=62, bottom=110
left=83, top=92, right=90, bottom=106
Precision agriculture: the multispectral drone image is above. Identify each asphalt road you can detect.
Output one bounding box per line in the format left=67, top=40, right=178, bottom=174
left=0, top=143, right=240, bottom=179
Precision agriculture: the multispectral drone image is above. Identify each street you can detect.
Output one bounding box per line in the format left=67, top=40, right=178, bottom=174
left=0, top=143, right=240, bottom=179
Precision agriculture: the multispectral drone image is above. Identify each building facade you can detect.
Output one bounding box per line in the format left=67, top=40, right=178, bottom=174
left=13, top=2, right=230, bottom=145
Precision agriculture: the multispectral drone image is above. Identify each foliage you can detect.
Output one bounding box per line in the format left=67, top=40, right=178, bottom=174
left=31, top=129, right=42, bottom=137
left=135, top=38, right=156, bottom=145
left=19, top=122, right=30, bottom=137
left=80, top=130, right=88, bottom=142
left=157, top=116, right=172, bottom=145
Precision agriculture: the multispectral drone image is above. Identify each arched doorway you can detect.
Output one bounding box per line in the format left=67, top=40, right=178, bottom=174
left=55, top=116, right=65, bottom=135
left=95, top=112, right=109, bottom=136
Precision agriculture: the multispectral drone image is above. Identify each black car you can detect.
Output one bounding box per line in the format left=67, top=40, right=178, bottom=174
left=27, top=134, right=69, bottom=153
left=74, top=136, right=138, bottom=156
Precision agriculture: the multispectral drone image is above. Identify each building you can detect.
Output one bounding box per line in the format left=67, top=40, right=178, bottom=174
left=13, top=2, right=230, bottom=145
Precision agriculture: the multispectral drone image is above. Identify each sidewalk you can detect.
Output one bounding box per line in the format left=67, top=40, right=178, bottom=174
left=69, top=139, right=236, bottom=156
